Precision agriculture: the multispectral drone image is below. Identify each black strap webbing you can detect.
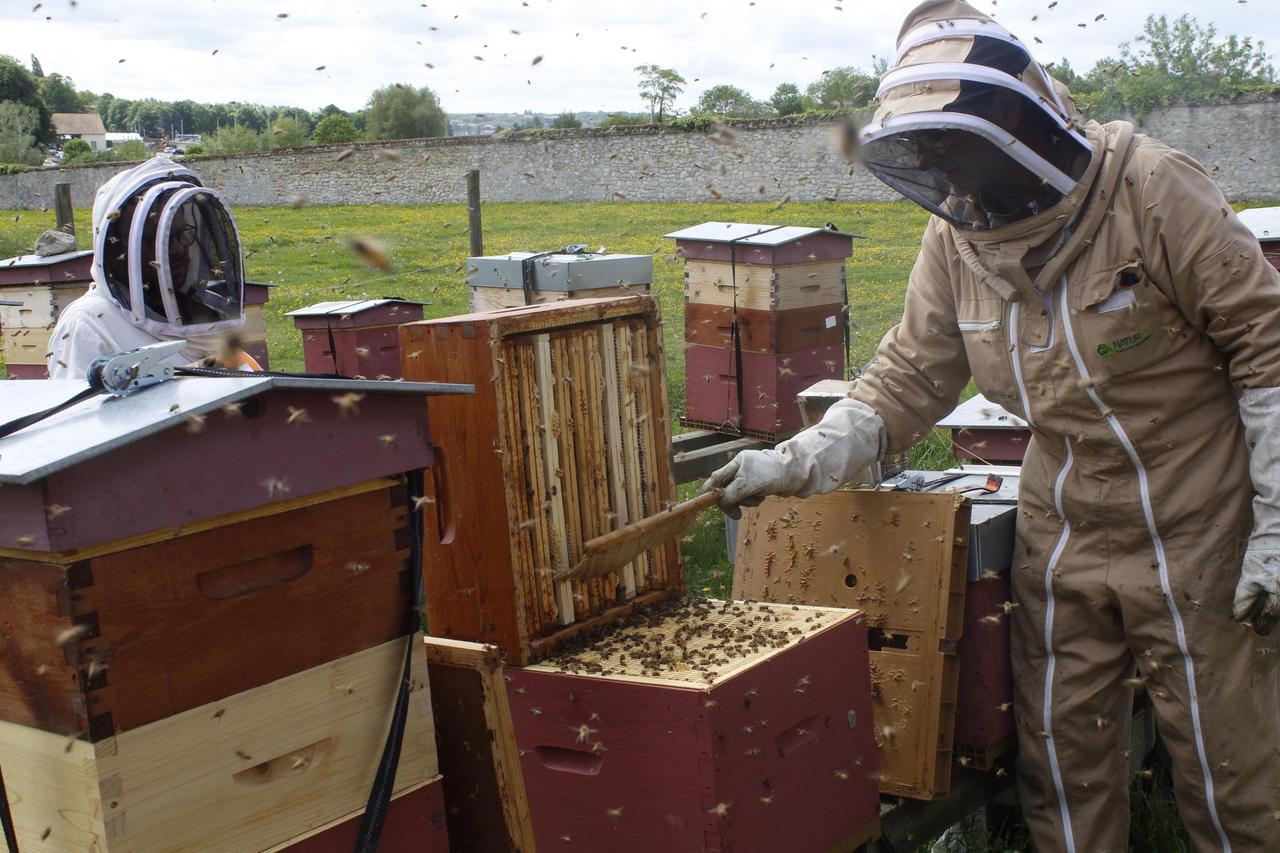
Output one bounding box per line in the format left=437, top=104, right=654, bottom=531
left=0, top=386, right=99, bottom=440
left=729, top=238, right=746, bottom=435
left=1, top=762, right=18, bottom=853
left=354, top=469, right=426, bottom=852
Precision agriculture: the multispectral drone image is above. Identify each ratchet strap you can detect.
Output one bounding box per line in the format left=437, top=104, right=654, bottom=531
left=0, top=386, right=100, bottom=440
left=354, top=469, right=426, bottom=853
left=1, top=762, right=17, bottom=853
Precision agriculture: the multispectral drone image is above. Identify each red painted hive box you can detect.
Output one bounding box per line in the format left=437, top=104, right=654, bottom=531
left=289, top=298, right=426, bottom=379
left=505, top=598, right=880, bottom=853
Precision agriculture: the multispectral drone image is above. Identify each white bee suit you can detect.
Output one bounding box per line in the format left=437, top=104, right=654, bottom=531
left=48, top=155, right=246, bottom=379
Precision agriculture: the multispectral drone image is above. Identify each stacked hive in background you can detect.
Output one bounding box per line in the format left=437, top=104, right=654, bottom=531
left=667, top=222, right=857, bottom=440
left=1240, top=206, right=1280, bottom=272
left=241, top=281, right=274, bottom=369
left=0, top=245, right=272, bottom=378
left=734, top=491, right=971, bottom=800
left=465, top=250, right=652, bottom=312
left=288, top=298, right=426, bottom=379
left=0, top=374, right=468, bottom=851
left=401, top=297, right=679, bottom=664
left=0, top=249, right=92, bottom=378
left=401, top=297, right=882, bottom=850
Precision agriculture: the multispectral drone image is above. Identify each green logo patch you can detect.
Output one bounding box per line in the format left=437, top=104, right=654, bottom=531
left=1097, top=327, right=1152, bottom=358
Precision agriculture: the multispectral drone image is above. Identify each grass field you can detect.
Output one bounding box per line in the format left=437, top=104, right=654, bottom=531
left=1, top=198, right=937, bottom=597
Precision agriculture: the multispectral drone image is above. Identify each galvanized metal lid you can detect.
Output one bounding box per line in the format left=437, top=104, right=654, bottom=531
left=664, top=222, right=861, bottom=244
left=0, top=249, right=94, bottom=269
left=0, top=375, right=471, bottom=485
left=1238, top=206, right=1280, bottom=241
left=284, top=298, right=426, bottom=317
left=936, top=393, right=1029, bottom=430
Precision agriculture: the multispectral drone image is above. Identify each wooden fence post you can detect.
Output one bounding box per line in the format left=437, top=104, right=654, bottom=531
left=54, top=183, right=74, bottom=236
left=466, top=170, right=483, bottom=258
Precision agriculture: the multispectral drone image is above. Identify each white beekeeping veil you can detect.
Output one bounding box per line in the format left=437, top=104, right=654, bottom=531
left=859, top=0, right=1092, bottom=230
left=92, top=155, right=245, bottom=337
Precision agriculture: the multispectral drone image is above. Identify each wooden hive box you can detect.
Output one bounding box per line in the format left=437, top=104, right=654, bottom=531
left=400, top=296, right=681, bottom=666
left=505, top=598, right=880, bottom=853
left=684, top=302, right=846, bottom=353
left=242, top=280, right=273, bottom=369
left=953, top=575, right=1015, bottom=769
left=466, top=251, right=653, bottom=314
left=270, top=777, right=449, bottom=852
left=288, top=298, right=426, bottom=380
left=683, top=259, right=846, bottom=312
left=733, top=491, right=971, bottom=800
left=665, top=222, right=857, bottom=267
left=0, top=249, right=93, bottom=379
left=0, top=377, right=468, bottom=740
left=682, top=342, right=843, bottom=440
left=0, top=637, right=438, bottom=852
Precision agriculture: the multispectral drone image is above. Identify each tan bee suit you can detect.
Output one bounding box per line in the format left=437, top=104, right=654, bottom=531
left=851, top=113, right=1280, bottom=849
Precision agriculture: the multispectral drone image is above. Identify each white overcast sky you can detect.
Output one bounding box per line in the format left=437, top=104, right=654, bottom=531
left=3, top=0, right=1276, bottom=114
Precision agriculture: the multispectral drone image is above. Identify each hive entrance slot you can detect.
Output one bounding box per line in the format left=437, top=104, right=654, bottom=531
left=867, top=629, right=910, bottom=652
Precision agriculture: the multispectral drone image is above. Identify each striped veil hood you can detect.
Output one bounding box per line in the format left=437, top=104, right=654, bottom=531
left=859, top=0, right=1092, bottom=230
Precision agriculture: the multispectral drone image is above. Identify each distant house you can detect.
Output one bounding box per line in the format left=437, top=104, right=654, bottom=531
left=52, top=113, right=107, bottom=151
left=105, top=132, right=143, bottom=149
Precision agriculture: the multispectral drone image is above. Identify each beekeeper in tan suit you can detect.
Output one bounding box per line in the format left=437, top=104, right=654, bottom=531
left=705, top=1, right=1280, bottom=849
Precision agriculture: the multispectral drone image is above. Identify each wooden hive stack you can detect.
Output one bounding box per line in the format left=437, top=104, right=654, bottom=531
left=0, top=249, right=92, bottom=379
left=666, top=222, right=858, bottom=440
left=734, top=491, right=971, bottom=800
left=401, top=296, right=681, bottom=665
left=0, top=374, right=469, bottom=851
left=505, top=598, right=881, bottom=852
left=465, top=250, right=652, bottom=312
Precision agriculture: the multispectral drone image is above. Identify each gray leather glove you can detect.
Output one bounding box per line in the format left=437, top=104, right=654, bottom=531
left=700, top=399, right=886, bottom=519
left=1236, top=388, right=1280, bottom=635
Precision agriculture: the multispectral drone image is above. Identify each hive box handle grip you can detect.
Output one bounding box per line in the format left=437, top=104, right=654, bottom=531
left=534, top=745, right=604, bottom=776
left=196, top=545, right=313, bottom=600
left=430, top=446, right=455, bottom=544
left=775, top=714, right=821, bottom=758
left=232, top=737, right=332, bottom=786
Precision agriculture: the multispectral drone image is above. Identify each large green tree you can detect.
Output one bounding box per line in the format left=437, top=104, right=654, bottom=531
left=311, top=113, right=361, bottom=145
left=38, top=73, right=81, bottom=114
left=267, top=115, right=310, bottom=148
left=804, top=66, right=877, bottom=112
left=694, top=84, right=770, bottom=117
left=364, top=84, right=447, bottom=140
left=769, top=83, right=806, bottom=116
left=1062, top=14, right=1278, bottom=120
left=635, top=64, right=685, bottom=122
left=0, top=100, right=44, bottom=165
left=0, top=54, right=52, bottom=142
left=550, top=112, right=582, bottom=129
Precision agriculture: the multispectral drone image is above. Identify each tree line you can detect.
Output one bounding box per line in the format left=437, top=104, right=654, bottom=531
left=1, top=14, right=1274, bottom=169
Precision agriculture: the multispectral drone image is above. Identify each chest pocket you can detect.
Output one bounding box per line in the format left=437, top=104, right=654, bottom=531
left=957, top=296, right=1018, bottom=407
left=1072, top=263, right=1178, bottom=383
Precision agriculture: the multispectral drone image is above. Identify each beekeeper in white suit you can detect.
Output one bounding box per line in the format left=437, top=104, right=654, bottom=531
left=48, top=155, right=258, bottom=378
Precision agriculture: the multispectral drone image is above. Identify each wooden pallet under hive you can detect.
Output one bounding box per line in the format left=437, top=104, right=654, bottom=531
left=505, top=598, right=880, bottom=853
left=733, top=491, right=971, bottom=800
left=401, top=297, right=680, bottom=665
left=0, top=636, right=437, bottom=852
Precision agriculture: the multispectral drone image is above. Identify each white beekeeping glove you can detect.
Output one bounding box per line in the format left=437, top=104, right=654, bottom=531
left=701, top=399, right=886, bottom=519
left=1235, top=388, right=1280, bottom=635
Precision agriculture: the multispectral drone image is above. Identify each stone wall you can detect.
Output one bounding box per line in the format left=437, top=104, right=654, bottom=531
left=2, top=95, right=1278, bottom=210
